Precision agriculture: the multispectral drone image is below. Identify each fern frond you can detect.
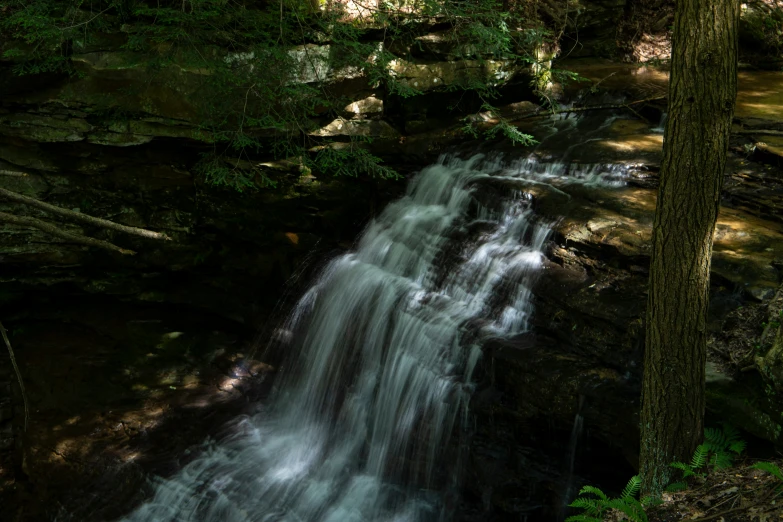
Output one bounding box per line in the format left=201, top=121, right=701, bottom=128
left=665, top=481, right=687, bottom=492
left=671, top=461, right=695, bottom=478
left=704, top=427, right=725, bottom=451
left=568, top=498, right=602, bottom=512
left=641, top=495, right=664, bottom=507
left=607, top=497, right=648, bottom=522
left=620, top=475, right=642, bottom=499
left=577, top=485, right=609, bottom=501
left=690, top=444, right=708, bottom=469
left=729, top=440, right=747, bottom=455
left=752, top=461, right=783, bottom=481
left=710, top=451, right=734, bottom=470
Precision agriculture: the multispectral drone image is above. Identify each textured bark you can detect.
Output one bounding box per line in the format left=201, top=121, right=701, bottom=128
left=639, top=0, right=739, bottom=495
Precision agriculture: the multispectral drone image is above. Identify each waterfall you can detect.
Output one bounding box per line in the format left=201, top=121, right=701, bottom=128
left=122, top=153, right=623, bottom=522
left=560, top=395, right=585, bottom=520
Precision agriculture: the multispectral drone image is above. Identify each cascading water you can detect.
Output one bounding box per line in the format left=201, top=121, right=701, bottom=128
left=122, top=150, right=628, bottom=522
left=121, top=154, right=549, bottom=522
left=560, top=395, right=585, bottom=520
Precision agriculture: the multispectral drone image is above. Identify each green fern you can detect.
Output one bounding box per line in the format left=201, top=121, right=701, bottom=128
left=641, top=495, right=663, bottom=508
left=668, top=425, right=747, bottom=491
left=704, top=424, right=745, bottom=456
left=620, top=475, right=642, bottom=499
left=670, top=460, right=700, bottom=479
left=691, top=444, right=709, bottom=469
left=578, top=485, right=609, bottom=501
left=710, top=451, right=734, bottom=470
left=567, top=476, right=648, bottom=522
left=665, top=481, right=687, bottom=492
left=607, top=497, right=648, bottom=522
left=752, top=461, right=783, bottom=489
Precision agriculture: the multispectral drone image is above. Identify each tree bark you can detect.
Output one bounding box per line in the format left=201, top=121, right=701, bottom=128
left=639, top=0, right=739, bottom=495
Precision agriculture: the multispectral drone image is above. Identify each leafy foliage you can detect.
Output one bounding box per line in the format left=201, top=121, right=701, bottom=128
left=752, top=461, right=783, bottom=490
left=1, top=0, right=563, bottom=190
left=741, top=3, right=783, bottom=56
left=567, top=475, right=652, bottom=522
left=461, top=103, right=537, bottom=146
left=704, top=424, right=747, bottom=466
left=193, top=154, right=276, bottom=192
left=667, top=424, right=746, bottom=492
left=309, top=146, right=400, bottom=179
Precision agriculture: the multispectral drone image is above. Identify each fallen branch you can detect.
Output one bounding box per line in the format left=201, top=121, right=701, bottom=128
left=0, top=170, right=27, bottom=177
left=0, top=187, right=171, bottom=241
left=694, top=504, right=752, bottom=521
left=0, top=211, right=136, bottom=255
left=514, top=96, right=667, bottom=120
left=734, top=129, right=783, bottom=137
left=0, top=321, right=28, bottom=432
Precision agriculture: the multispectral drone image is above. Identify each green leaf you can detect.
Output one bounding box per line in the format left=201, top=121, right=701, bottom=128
left=576, top=485, right=609, bottom=501
left=752, top=461, right=783, bottom=481
left=690, top=444, right=708, bottom=469
left=620, top=475, right=641, bottom=500
left=671, top=461, right=695, bottom=478
left=665, top=481, right=687, bottom=492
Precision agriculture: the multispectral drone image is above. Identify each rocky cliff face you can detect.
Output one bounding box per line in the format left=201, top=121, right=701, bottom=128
left=0, top=25, right=543, bottom=515
left=2, top=18, right=783, bottom=520
left=460, top=67, right=783, bottom=517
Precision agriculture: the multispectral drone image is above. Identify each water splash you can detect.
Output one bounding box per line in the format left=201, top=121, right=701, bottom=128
left=122, top=153, right=616, bottom=522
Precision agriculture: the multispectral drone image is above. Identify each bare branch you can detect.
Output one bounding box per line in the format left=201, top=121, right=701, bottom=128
left=0, top=187, right=171, bottom=241
left=733, top=129, right=783, bottom=136
left=0, top=211, right=136, bottom=255
left=513, top=96, right=667, bottom=120
left=0, top=321, right=28, bottom=433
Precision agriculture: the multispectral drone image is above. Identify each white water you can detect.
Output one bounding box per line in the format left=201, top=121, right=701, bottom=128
left=123, top=154, right=625, bottom=522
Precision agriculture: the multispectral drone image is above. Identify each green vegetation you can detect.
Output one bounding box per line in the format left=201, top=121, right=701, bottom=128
left=741, top=2, right=783, bottom=57
left=569, top=426, right=782, bottom=521
left=566, top=475, right=652, bottom=522
left=461, top=102, right=536, bottom=146
left=752, top=461, right=783, bottom=489
left=667, top=424, right=746, bottom=491
left=1, top=0, right=559, bottom=190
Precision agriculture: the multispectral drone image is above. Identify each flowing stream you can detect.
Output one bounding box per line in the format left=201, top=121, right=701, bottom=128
left=123, top=150, right=626, bottom=522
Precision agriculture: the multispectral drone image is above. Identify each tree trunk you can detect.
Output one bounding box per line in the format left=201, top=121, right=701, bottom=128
left=639, top=0, right=739, bottom=495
